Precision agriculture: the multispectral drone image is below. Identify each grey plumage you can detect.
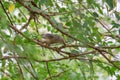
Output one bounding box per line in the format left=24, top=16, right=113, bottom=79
left=41, top=33, right=65, bottom=46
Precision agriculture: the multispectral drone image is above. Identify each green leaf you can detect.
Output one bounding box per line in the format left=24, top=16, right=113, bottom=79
left=59, top=8, right=67, bottom=12
left=71, top=49, right=79, bottom=54
left=116, top=75, right=120, bottom=80
left=87, top=0, right=93, bottom=4
left=39, top=0, right=53, bottom=6
left=93, top=12, right=99, bottom=17
left=0, top=9, right=8, bottom=29
left=114, top=11, right=120, bottom=20
left=65, top=21, right=71, bottom=26
left=15, top=2, right=22, bottom=8
left=3, top=2, right=9, bottom=9
left=105, top=0, right=114, bottom=9
left=112, top=21, right=120, bottom=28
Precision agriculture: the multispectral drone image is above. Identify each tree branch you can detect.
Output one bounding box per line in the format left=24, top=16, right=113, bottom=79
left=46, top=62, right=52, bottom=80
left=44, top=69, right=69, bottom=80
left=15, top=0, right=79, bottom=41
left=94, top=47, right=120, bottom=70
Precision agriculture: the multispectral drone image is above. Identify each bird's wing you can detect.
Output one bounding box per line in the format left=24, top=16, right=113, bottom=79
left=42, top=33, right=54, bottom=39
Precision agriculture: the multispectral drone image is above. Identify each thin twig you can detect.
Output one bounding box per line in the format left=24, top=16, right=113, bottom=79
left=44, top=69, right=69, bottom=80
left=59, top=44, right=120, bottom=49
left=23, top=64, right=38, bottom=80
left=0, top=50, right=96, bottom=62
left=81, top=5, right=112, bottom=34
left=46, top=62, right=52, bottom=80
left=0, top=0, right=13, bottom=26
left=94, top=47, right=120, bottom=70
left=13, top=53, right=24, bottom=80
left=33, top=18, right=39, bottom=34
left=0, top=69, right=11, bottom=77
left=20, top=13, right=33, bottom=30
left=18, top=8, right=27, bottom=19
left=26, top=54, right=39, bottom=79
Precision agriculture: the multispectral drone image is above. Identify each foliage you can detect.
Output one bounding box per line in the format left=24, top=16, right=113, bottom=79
left=0, top=0, right=120, bottom=80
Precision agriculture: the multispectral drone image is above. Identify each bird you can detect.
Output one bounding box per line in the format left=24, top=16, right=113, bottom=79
left=40, top=33, right=66, bottom=46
